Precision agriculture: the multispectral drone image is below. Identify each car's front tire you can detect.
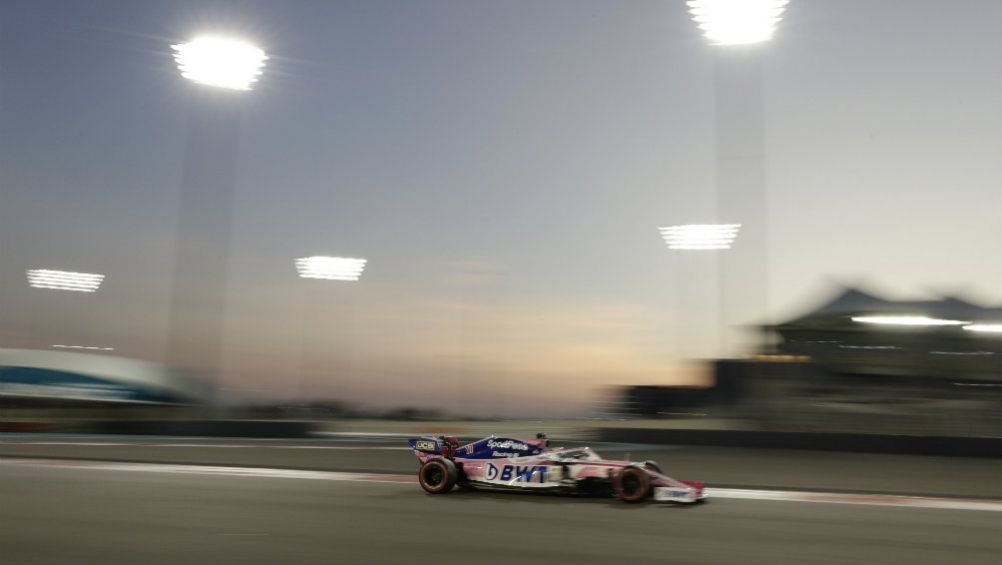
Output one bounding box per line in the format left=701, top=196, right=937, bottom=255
left=614, top=466, right=651, bottom=503
left=418, top=459, right=458, bottom=494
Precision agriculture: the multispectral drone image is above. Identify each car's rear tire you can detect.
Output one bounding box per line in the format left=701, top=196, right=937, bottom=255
left=418, top=459, right=458, bottom=494
left=614, top=466, right=651, bottom=503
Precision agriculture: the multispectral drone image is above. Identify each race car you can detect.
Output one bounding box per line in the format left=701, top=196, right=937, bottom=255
left=408, top=433, right=705, bottom=504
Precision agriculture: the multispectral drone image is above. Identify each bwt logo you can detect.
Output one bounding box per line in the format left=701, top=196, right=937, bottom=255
left=486, top=463, right=547, bottom=483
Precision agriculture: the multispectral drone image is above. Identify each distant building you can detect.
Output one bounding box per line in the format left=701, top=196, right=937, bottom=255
left=0, top=349, right=211, bottom=406
left=619, top=287, right=1002, bottom=437
left=619, top=385, right=715, bottom=417
left=768, top=287, right=1002, bottom=382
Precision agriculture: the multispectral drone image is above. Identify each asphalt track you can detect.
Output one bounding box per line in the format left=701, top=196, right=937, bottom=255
left=1, top=436, right=1000, bottom=498
left=1, top=458, right=1001, bottom=565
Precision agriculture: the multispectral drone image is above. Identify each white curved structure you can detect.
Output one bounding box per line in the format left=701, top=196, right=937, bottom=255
left=0, top=349, right=210, bottom=405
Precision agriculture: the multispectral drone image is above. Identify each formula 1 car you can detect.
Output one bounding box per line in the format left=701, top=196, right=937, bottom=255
left=408, top=434, right=705, bottom=504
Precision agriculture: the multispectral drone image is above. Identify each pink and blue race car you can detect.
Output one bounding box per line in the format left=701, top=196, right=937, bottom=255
left=408, top=434, right=706, bottom=504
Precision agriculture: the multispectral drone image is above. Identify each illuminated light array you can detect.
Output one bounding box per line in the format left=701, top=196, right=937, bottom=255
left=659, top=224, right=741, bottom=250
left=52, top=345, right=115, bottom=351
left=687, top=0, right=790, bottom=45
left=295, top=256, right=367, bottom=281
left=962, top=323, right=1002, bottom=334
left=851, top=315, right=969, bottom=327
left=172, top=36, right=267, bottom=90
left=26, top=269, right=105, bottom=292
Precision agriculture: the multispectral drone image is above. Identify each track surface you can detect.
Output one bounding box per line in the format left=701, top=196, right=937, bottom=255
left=2, top=459, right=1000, bottom=565
left=1, top=436, right=1000, bottom=498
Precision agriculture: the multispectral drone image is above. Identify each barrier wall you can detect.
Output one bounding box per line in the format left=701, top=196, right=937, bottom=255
left=595, top=427, right=1002, bottom=458
left=90, top=420, right=314, bottom=438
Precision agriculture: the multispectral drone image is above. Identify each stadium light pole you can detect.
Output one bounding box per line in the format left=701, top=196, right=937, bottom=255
left=294, top=256, right=367, bottom=403
left=684, top=1, right=789, bottom=358
left=23, top=269, right=108, bottom=354
left=172, top=36, right=267, bottom=91
left=659, top=224, right=742, bottom=250
left=295, top=256, right=368, bottom=281
left=659, top=224, right=741, bottom=357
left=25, top=269, right=106, bottom=292
left=687, top=0, right=790, bottom=46
left=166, top=35, right=267, bottom=402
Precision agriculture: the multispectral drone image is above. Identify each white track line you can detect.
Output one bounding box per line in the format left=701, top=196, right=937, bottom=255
left=2, top=457, right=1000, bottom=513
left=0, top=458, right=414, bottom=483
left=702, top=487, right=1002, bottom=513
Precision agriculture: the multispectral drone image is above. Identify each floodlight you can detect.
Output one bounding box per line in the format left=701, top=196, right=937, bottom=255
left=26, top=269, right=105, bottom=292
left=51, top=345, right=115, bottom=351
left=295, top=256, right=367, bottom=281
left=659, top=224, right=741, bottom=250
left=688, top=0, right=789, bottom=45
left=172, top=36, right=267, bottom=90
left=963, top=324, right=1002, bottom=334
left=851, top=315, right=969, bottom=327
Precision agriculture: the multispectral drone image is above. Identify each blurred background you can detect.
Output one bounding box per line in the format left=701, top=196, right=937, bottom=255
left=2, top=0, right=1001, bottom=435
left=4, top=2, right=1002, bottom=564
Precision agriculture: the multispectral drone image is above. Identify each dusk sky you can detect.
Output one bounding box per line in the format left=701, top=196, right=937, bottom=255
left=2, top=0, right=1002, bottom=416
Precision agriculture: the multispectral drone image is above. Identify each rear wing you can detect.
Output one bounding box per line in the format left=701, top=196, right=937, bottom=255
left=408, top=437, right=443, bottom=455
left=408, top=436, right=463, bottom=459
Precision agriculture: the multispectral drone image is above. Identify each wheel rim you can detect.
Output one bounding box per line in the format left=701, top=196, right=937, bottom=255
left=621, top=473, right=641, bottom=496
left=425, top=464, right=444, bottom=487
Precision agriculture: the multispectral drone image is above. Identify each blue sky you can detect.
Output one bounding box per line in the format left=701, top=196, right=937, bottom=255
left=3, top=0, right=1002, bottom=415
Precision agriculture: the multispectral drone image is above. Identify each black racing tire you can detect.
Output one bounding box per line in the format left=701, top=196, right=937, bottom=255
left=418, top=459, right=458, bottom=494
left=614, top=466, right=651, bottom=503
